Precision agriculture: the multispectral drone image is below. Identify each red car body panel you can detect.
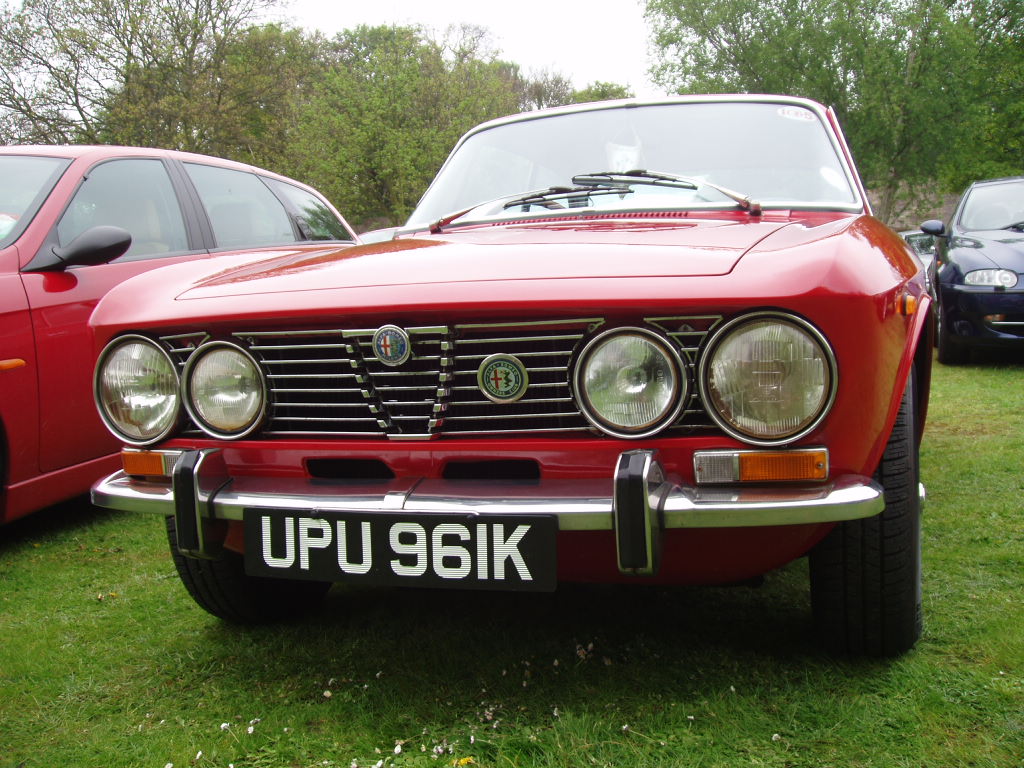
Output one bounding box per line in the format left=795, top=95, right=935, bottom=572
left=85, top=96, right=933, bottom=653
left=92, top=212, right=929, bottom=479
left=0, top=145, right=354, bottom=523
left=90, top=211, right=931, bottom=583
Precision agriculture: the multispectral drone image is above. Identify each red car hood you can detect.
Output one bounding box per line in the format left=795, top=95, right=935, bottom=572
left=174, top=219, right=796, bottom=300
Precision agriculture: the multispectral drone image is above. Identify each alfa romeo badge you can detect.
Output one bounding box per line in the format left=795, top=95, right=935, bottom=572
left=477, top=354, right=529, bottom=403
left=372, top=325, right=411, bottom=366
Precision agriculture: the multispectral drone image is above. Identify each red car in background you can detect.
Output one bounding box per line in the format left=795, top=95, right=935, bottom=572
left=90, top=96, right=933, bottom=655
left=0, top=145, right=356, bottom=523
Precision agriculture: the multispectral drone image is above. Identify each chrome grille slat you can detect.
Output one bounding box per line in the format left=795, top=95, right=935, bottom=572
left=161, top=314, right=721, bottom=439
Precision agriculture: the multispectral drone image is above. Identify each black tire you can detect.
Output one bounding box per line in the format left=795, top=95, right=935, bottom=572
left=809, top=372, right=923, bottom=656
left=936, top=305, right=968, bottom=364
left=166, top=516, right=331, bottom=623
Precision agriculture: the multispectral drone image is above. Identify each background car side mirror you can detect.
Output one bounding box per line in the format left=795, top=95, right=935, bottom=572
left=24, top=225, right=133, bottom=272
left=920, top=220, right=947, bottom=238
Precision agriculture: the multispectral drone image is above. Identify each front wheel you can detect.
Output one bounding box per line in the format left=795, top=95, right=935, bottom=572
left=166, top=517, right=331, bottom=623
left=809, top=372, right=923, bottom=656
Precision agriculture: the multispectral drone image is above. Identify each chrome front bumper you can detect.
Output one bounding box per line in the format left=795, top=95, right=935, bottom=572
left=92, top=448, right=884, bottom=576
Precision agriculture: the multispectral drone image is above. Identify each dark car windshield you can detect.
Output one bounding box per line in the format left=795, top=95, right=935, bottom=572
left=959, top=179, right=1024, bottom=231
left=407, top=100, right=861, bottom=228
left=0, top=155, right=72, bottom=248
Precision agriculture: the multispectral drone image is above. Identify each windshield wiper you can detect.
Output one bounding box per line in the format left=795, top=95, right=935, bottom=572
left=1002, top=220, right=1024, bottom=232
left=429, top=183, right=628, bottom=233
left=428, top=170, right=762, bottom=234
left=500, top=184, right=632, bottom=210
left=572, top=169, right=763, bottom=216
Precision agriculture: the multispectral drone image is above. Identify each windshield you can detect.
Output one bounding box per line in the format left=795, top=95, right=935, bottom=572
left=408, top=100, right=860, bottom=228
left=0, top=155, right=72, bottom=248
left=959, top=179, right=1024, bottom=231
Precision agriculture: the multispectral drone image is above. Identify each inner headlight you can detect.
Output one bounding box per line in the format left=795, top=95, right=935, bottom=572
left=701, top=314, right=835, bottom=445
left=575, top=328, right=684, bottom=438
left=183, top=342, right=265, bottom=438
left=94, top=336, right=179, bottom=445
left=964, top=269, right=1018, bottom=288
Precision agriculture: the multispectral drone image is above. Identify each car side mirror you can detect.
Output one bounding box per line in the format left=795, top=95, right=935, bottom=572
left=920, top=220, right=947, bottom=238
left=25, top=225, right=133, bottom=272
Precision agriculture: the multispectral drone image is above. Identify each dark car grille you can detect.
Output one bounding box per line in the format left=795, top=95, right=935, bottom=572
left=160, top=315, right=722, bottom=440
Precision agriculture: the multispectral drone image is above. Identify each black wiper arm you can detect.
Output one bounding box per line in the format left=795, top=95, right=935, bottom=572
left=572, top=169, right=763, bottom=216
left=1002, top=220, right=1024, bottom=231
left=429, top=183, right=626, bottom=233
left=500, top=184, right=631, bottom=210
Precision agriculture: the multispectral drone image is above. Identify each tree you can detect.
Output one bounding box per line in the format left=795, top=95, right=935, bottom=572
left=572, top=81, right=635, bottom=104
left=285, top=25, right=526, bottom=230
left=943, top=0, right=1024, bottom=189
left=644, top=0, right=982, bottom=225
left=101, top=23, right=326, bottom=163
left=0, top=0, right=278, bottom=145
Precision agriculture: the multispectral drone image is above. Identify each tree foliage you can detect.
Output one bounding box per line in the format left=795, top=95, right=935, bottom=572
left=0, top=0, right=278, bottom=145
left=644, top=0, right=1017, bottom=225
left=0, top=0, right=632, bottom=230
left=280, top=25, right=524, bottom=228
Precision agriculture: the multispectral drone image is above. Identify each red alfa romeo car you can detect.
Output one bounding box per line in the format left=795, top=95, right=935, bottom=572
left=90, top=96, right=933, bottom=655
left=0, top=145, right=356, bottom=523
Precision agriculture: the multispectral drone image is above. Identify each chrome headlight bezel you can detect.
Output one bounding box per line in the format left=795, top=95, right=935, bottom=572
left=182, top=341, right=266, bottom=440
left=698, top=312, right=837, bottom=446
left=93, top=334, right=180, bottom=446
left=573, top=327, right=687, bottom=439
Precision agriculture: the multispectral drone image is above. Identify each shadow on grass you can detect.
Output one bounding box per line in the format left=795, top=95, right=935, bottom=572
left=0, top=495, right=117, bottom=552
left=174, top=568, right=893, bottom=723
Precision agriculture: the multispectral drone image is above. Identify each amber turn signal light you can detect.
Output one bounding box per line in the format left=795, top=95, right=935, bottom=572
left=121, top=449, right=181, bottom=477
left=694, top=448, right=828, bottom=484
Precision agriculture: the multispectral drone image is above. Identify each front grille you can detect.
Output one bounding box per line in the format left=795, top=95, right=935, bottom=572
left=160, top=315, right=722, bottom=440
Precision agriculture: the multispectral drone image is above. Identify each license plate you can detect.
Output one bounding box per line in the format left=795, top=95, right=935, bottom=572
left=243, top=510, right=557, bottom=592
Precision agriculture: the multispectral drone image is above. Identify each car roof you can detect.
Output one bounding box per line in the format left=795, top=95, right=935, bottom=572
left=458, top=93, right=833, bottom=140
left=0, top=144, right=292, bottom=181
left=967, top=175, right=1024, bottom=188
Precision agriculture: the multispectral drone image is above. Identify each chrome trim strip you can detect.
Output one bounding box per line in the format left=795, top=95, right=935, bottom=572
left=92, top=468, right=883, bottom=530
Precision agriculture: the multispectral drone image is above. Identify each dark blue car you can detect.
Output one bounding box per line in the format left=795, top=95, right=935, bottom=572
left=922, top=176, right=1024, bottom=363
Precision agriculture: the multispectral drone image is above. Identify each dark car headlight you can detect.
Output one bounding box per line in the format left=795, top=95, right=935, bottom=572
left=964, top=269, right=1018, bottom=288
left=183, top=342, right=266, bottom=438
left=700, top=313, right=836, bottom=445
left=574, top=328, right=685, bottom=438
left=94, top=335, right=179, bottom=445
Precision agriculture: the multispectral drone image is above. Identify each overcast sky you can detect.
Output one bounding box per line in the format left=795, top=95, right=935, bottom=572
left=272, top=0, right=667, bottom=98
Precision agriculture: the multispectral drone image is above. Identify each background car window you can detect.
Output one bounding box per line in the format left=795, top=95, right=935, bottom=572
left=959, top=180, right=1024, bottom=230
left=185, top=163, right=295, bottom=248
left=265, top=178, right=351, bottom=241
left=0, top=155, right=71, bottom=248
left=56, top=158, right=189, bottom=258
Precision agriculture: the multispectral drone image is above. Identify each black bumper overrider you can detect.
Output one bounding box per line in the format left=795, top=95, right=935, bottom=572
left=92, top=448, right=885, bottom=577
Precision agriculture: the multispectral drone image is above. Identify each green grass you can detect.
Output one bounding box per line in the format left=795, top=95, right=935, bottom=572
left=2, top=355, right=1023, bottom=768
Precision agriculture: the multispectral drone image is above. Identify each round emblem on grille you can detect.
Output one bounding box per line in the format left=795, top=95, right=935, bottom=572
left=477, top=354, right=529, bottom=403
left=372, top=325, right=411, bottom=366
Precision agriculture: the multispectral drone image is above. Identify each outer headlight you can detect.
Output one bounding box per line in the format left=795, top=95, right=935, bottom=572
left=964, top=269, right=1018, bottom=288
left=94, top=335, right=179, bottom=445
left=575, top=328, right=685, bottom=438
left=183, top=342, right=265, bottom=438
left=700, top=313, right=836, bottom=445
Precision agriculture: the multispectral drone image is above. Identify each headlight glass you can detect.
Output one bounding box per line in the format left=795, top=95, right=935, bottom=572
left=576, top=329, right=683, bottom=437
left=184, top=343, right=264, bottom=437
left=964, top=269, right=1018, bottom=288
left=702, top=315, right=834, bottom=444
left=95, top=337, right=179, bottom=444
